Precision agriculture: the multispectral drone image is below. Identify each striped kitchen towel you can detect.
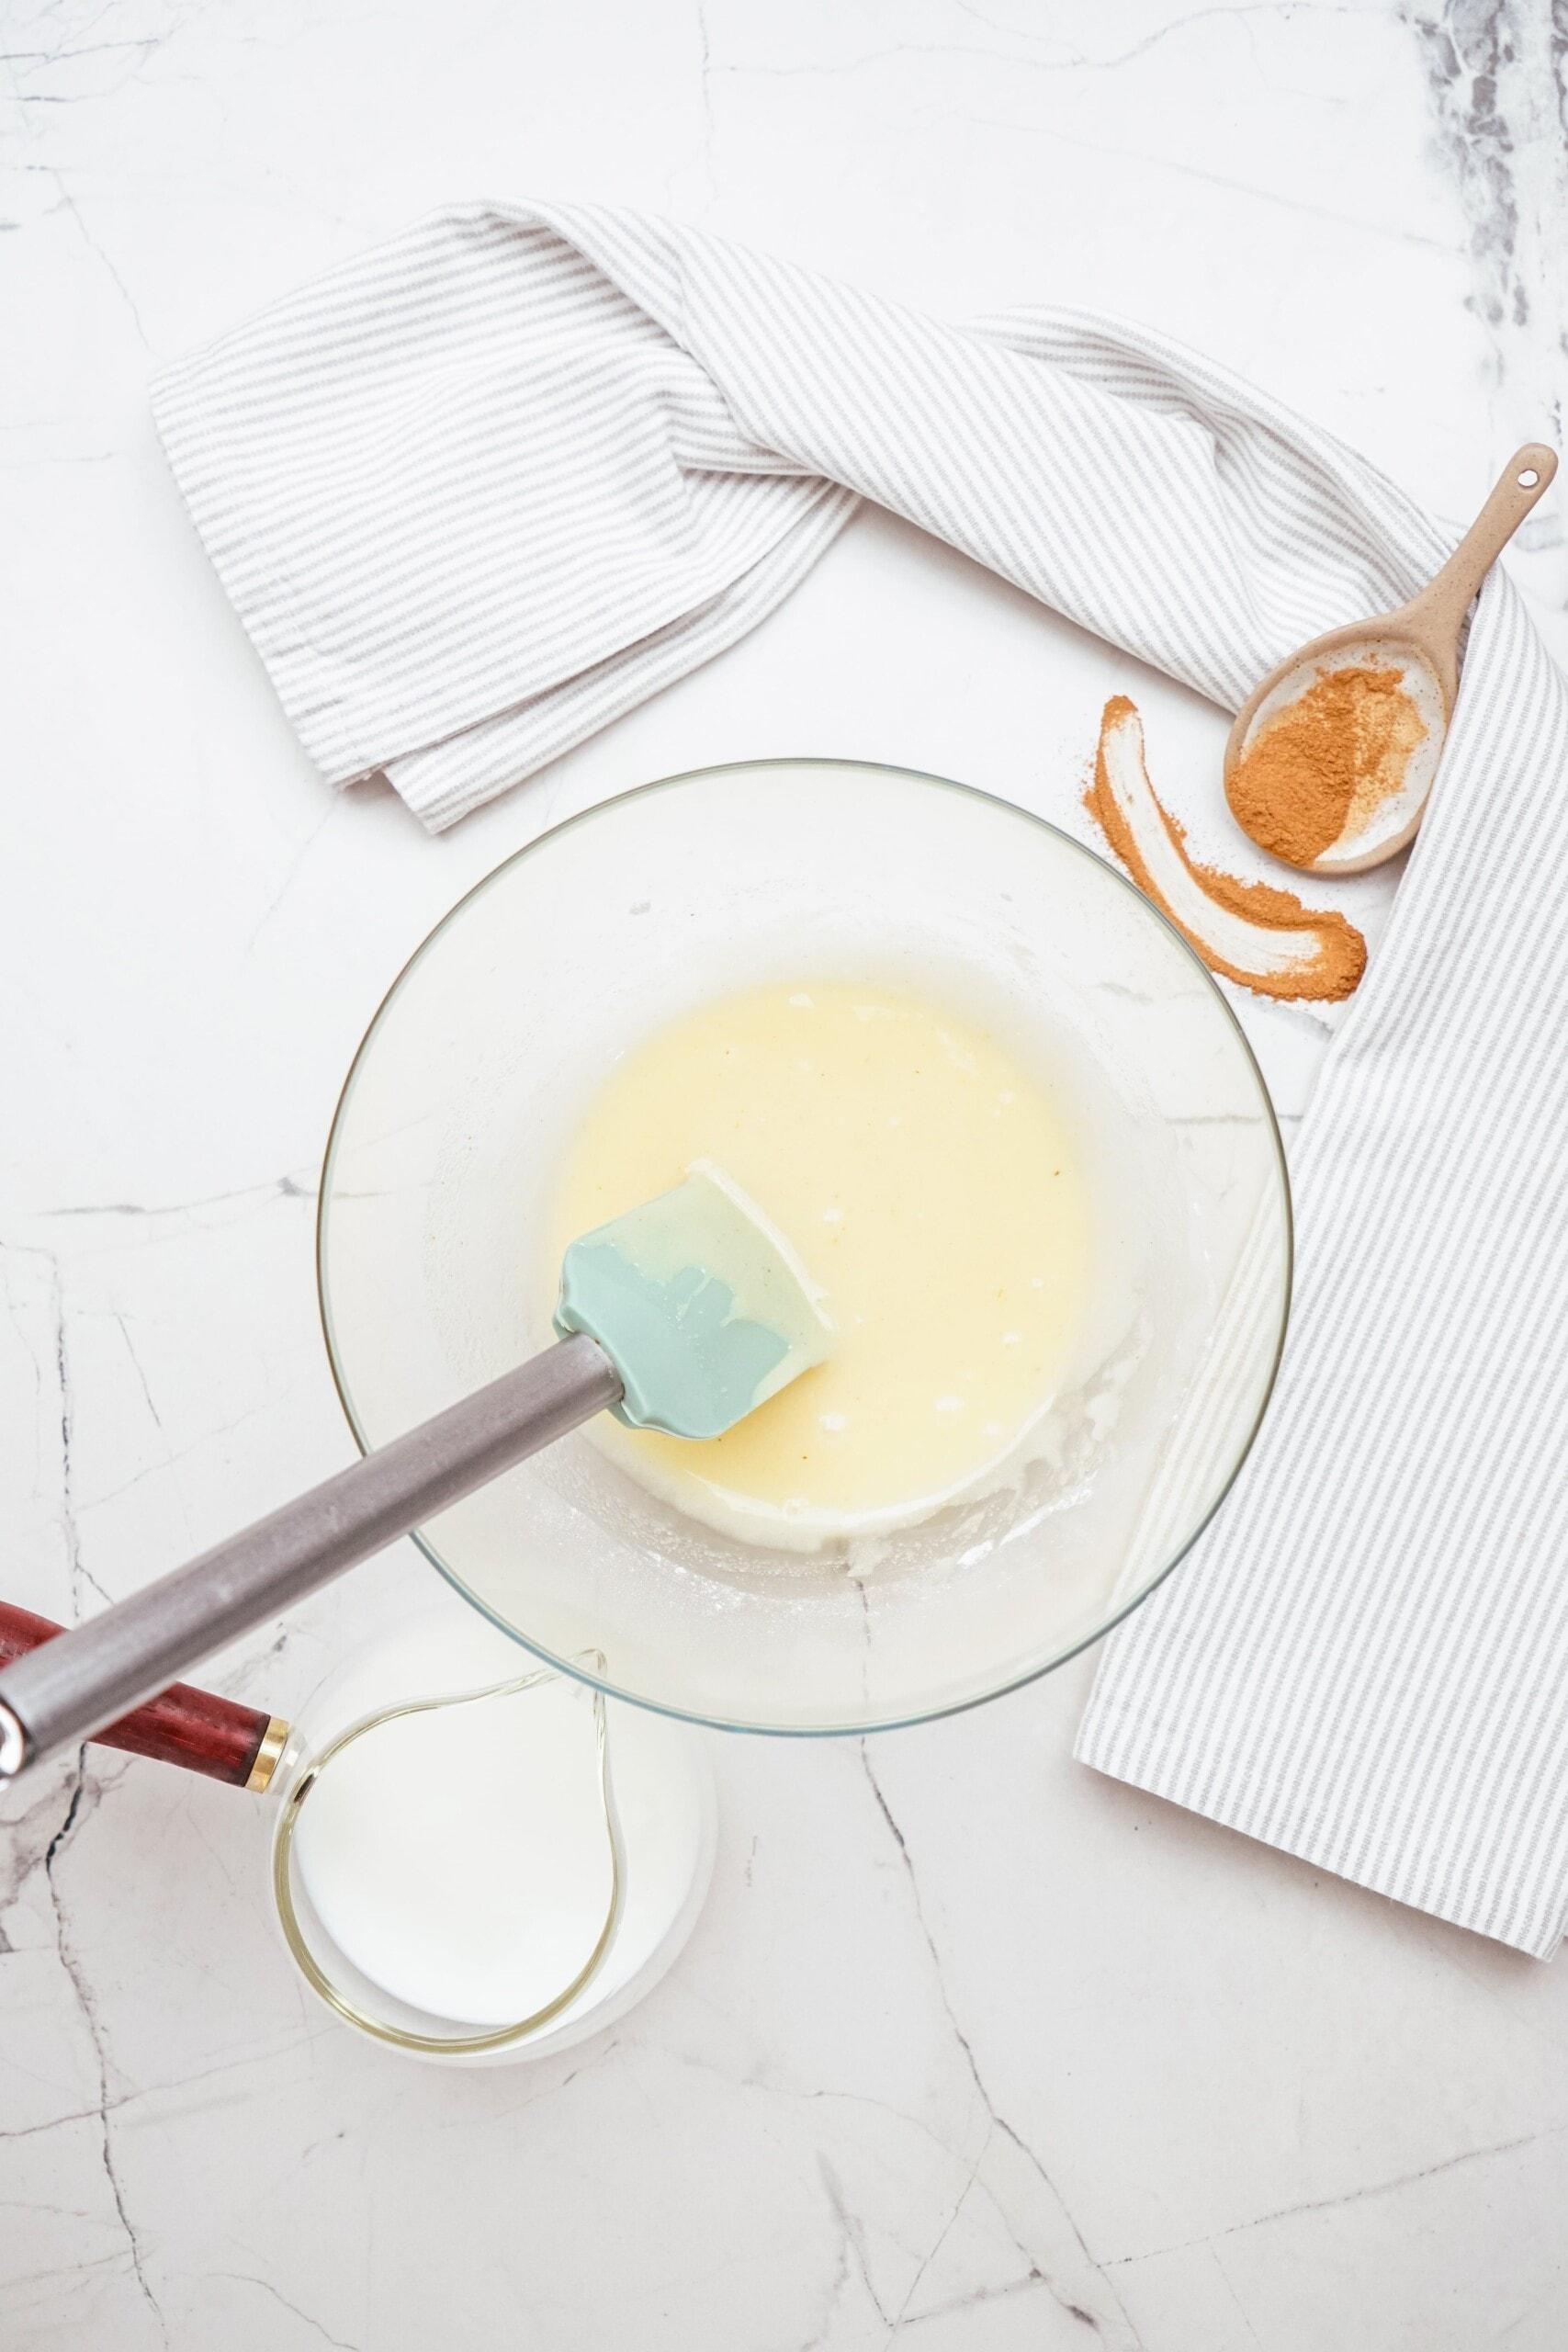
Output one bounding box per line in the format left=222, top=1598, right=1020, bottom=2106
left=152, top=203, right=1568, bottom=1953
left=1077, top=582, right=1568, bottom=1957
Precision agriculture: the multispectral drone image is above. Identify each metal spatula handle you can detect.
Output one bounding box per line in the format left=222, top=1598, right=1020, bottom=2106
left=0, top=1333, right=620, bottom=1781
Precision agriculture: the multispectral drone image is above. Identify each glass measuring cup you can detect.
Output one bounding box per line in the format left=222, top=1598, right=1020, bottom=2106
left=270, top=1603, right=715, bottom=2064
left=1, top=1599, right=715, bottom=2064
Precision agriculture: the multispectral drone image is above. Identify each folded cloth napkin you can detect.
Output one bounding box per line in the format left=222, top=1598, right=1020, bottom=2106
left=153, top=203, right=1568, bottom=1953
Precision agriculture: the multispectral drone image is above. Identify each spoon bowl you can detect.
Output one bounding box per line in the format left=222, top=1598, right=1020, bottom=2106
left=1224, top=445, right=1556, bottom=876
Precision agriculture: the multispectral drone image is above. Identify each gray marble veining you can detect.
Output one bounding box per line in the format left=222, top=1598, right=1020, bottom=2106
left=1405, top=0, right=1568, bottom=605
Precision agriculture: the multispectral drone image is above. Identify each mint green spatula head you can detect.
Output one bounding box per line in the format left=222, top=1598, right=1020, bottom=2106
left=555, top=1159, right=835, bottom=1441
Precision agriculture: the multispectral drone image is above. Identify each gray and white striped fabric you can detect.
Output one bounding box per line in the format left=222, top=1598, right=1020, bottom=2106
left=1079, top=581, right=1568, bottom=1957
left=153, top=202, right=1568, bottom=1953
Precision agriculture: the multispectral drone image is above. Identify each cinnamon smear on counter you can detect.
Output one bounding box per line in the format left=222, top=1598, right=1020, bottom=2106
left=1084, top=697, right=1367, bottom=1005
left=1225, top=661, right=1427, bottom=865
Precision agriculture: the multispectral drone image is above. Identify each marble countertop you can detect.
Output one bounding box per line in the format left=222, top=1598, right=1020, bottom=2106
left=4, top=3, right=1567, bottom=2346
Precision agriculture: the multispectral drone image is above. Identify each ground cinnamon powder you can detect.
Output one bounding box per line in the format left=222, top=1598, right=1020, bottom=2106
left=1225, top=661, right=1426, bottom=865
left=1084, top=696, right=1367, bottom=1005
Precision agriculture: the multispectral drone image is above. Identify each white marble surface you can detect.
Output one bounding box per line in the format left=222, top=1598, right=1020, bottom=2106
left=4, top=3, right=1568, bottom=2346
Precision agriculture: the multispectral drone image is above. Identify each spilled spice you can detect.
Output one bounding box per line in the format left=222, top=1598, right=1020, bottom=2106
left=1085, top=697, right=1367, bottom=1004
left=1225, top=661, right=1427, bottom=866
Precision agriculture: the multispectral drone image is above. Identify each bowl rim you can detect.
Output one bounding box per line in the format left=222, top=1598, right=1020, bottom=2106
left=317, top=754, right=1294, bottom=1738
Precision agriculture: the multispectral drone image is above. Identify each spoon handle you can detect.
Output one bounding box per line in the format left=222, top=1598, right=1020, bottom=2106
left=1411, top=443, right=1557, bottom=647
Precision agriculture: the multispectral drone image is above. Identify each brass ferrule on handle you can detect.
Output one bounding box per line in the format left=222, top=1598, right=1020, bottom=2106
left=244, top=1715, right=292, bottom=1794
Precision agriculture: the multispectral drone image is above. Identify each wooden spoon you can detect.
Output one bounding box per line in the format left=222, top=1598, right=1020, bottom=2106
left=1224, top=444, right=1557, bottom=876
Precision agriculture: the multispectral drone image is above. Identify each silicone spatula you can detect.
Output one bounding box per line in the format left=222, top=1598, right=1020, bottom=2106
left=0, top=1164, right=832, bottom=1779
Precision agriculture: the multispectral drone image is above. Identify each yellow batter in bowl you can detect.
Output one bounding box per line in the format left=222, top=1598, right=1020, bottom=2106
left=548, top=980, right=1093, bottom=1552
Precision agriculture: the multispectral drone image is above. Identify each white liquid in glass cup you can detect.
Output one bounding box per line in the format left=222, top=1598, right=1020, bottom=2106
left=270, top=1603, right=716, bottom=2064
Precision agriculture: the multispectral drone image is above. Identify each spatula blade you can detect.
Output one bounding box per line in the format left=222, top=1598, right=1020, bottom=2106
left=555, top=1159, right=834, bottom=1440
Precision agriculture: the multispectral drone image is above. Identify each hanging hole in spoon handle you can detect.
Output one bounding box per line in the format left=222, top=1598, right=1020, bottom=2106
left=1406, top=441, right=1559, bottom=695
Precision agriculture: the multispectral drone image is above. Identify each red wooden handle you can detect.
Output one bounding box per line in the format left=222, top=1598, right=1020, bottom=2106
left=0, top=1601, right=287, bottom=1790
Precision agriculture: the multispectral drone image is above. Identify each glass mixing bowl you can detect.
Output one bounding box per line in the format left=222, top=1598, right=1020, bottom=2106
left=318, top=759, right=1291, bottom=1736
